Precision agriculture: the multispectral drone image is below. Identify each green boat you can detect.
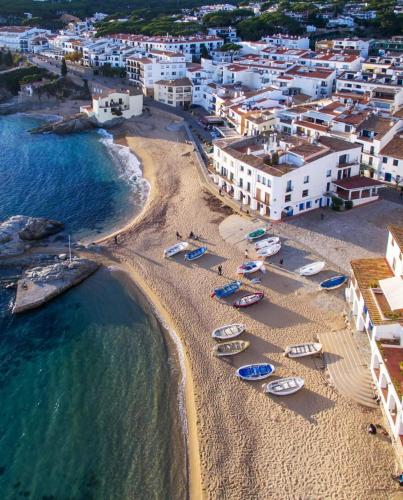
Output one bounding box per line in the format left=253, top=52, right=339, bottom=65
left=246, top=228, right=267, bottom=241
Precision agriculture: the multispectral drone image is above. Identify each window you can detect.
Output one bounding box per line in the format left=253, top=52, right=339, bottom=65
left=393, top=159, right=398, bottom=166
left=285, top=194, right=291, bottom=202
left=257, top=175, right=261, bottom=183
left=240, top=165, right=244, bottom=172
left=303, top=176, right=309, bottom=184
left=302, top=189, right=309, bottom=197
left=326, top=169, right=331, bottom=177
left=286, top=180, right=292, bottom=192
left=383, top=157, right=388, bottom=163
left=247, top=169, right=251, bottom=176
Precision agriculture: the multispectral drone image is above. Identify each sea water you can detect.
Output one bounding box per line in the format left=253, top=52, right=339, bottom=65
left=0, top=114, right=149, bottom=240
left=0, top=115, right=185, bottom=499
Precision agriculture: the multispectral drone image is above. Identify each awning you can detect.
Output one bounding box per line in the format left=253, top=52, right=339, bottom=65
left=379, top=276, right=403, bottom=311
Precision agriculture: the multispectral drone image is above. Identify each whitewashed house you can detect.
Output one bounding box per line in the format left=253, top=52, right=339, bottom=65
left=346, top=226, right=403, bottom=447
left=80, top=87, right=143, bottom=123
left=211, top=134, right=370, bottom=219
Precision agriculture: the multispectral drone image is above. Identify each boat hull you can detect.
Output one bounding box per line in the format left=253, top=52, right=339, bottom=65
left=213, top=340, right=250, bottom=357
left=246, top=228, right=267, bottom=241
left=284, top=342, right=322, bottom=358
left=164, top=241, right=189, bottom=258
left=319, top=275, right=347, bottom=290
left=237, top=261, right=263, bottom=275
left=212, top=323, right=245, bottom=340
left=299, top=261, right=325, bottom=276
left=212, top=280, right=242, bottom=299
left=236, top=363, right=275, bottom=381
left=255, top=237, right=279, bottom=250
left=233, top=292, right=264, bottom=308
left=264, top=377, right=304, bottom=396
left=185, top=246, right=208, bottom=261
left=257, top=243, right=281, bottom=258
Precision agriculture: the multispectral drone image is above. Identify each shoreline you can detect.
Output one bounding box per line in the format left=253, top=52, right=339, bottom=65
left=98, top=107, right=398, bottom=498
left=92, top=113, right=203, bottom=498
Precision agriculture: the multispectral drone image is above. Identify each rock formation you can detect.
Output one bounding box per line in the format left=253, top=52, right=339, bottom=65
left=0, top=215, right=64, bottom=257
left=12, top=258, right=99, bottom=313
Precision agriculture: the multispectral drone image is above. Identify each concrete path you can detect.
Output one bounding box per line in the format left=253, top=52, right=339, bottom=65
left=320, top=330, right=377, bottom=408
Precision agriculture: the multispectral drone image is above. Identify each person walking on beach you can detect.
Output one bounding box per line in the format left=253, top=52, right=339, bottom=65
left=114, top=235, right=118, bottom=245
left=176, top=231, right=182, bottom=240
left=218, top=265, right=223, bottom=276
left=244, top=249, right=248, bottom=259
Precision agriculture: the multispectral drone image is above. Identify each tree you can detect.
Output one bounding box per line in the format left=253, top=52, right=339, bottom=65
left=61, top=58, right=67, bottom=77
left=4, top=50, right=13, bottom=67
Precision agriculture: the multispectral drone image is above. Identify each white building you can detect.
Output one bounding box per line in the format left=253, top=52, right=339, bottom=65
left=153, top=78, right=192, bottom=108
left=261, top=34, right=310, bottom=50
left=109, top=34, right=224, bottom=61
left=274, top=66, right=336, bottom=99
left=126, top=50, right=187, bottom=96
left=346, top=226, right=403, bottom=447
left=0, top=26, right=50, bottom=52
left=80, top=87, right=143, bottom=123
left=211, top=134, right=369, bottom=219
left=379, top=133, right=403, bottom=185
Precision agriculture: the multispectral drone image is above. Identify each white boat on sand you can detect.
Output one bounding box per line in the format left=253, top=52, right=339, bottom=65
left=164, top=241, right=189, bottom=258
left=284, top=342, right=322, bottom=358
left=257, top=243, right=281, bottom=258
left=212, top=323, right=245, bottom=340
left=237, top=260, right=264, bottom=275
left=263, top=377, right=304, bottom=396
left=299, top=261, right=325, bottom=276
left=213, top=340, right=250, bottom=357
left=255, top=237, right=280, bottom=250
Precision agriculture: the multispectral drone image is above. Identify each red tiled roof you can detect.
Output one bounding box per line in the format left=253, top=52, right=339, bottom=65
left=333, top=175, right=385, bottom=190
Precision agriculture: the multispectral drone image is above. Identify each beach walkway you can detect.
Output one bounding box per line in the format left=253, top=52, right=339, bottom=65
left=320, top=330, right=378, bottom=408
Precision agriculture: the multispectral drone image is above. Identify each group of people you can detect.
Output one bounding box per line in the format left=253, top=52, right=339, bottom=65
left=176, top=231, right=200, bottom=241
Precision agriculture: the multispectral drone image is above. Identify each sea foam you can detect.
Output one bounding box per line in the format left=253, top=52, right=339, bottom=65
left=97, top=129, right=150, bottom=206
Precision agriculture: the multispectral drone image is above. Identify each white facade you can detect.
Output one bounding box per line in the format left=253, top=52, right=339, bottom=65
left=0, top=26, right=50, bottom=52
left=212, top=135, right=361, bottom=220
left=345, top=227, right=403, bottom=446
left=261, top=34, right=310, bottom=50
left=80, top=88, right=143, bottom=123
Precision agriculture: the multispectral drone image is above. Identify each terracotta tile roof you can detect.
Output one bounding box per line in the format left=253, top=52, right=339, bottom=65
left=333, top=175, right=385, bottom=189
left=356, top=116, right=395, bottom=140
left=351, top=258, right=395, bottom=325
left=380, top=135, right=403, bottom=160
left=388, top=225, right=403, bottom=251
left=318, top=135, right=360, bottom=152
left=154, top=77, right=192, bottom=86
left=295, top=120, right=329, bottom=132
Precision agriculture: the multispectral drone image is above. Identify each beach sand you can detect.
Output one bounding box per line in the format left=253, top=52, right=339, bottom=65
left=100, top=108, right=399, bottom=499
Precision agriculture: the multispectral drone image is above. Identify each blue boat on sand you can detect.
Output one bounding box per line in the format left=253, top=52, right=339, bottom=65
left=211, top=280, right=242, bottom=299
left=320, top=275, right=347, bottom=290
left=184, top=246, right=208, bottom=261
left=236, top=363, right=275, bottom=381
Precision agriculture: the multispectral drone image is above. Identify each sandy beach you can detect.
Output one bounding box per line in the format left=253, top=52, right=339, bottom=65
left=97, top=108, right=399, bottom=498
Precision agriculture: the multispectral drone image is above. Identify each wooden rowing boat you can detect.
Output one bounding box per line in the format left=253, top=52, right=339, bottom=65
left=212, top=340, right=250, bottom=357
left=212, top=323, right=245, bottom=340
left=284, top=342, right=322, bottom=358
left=263, top=377, right=304, bottom=396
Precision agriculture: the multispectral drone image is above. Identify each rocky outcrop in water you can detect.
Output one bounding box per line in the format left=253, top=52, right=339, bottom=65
left=0, top=216, right=64, bottom=257
left=12, top=257, right=99, bottom=313
left=29, top=114, right=124, bottom=135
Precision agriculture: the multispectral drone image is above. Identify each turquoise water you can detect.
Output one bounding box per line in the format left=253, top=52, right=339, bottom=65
left=0, top=115, right=186, bottom=499
left=0, top=114, right=147, bottom=239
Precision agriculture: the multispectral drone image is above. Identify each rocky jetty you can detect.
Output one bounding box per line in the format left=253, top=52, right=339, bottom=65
left=12, top=258, right=99, bottom=313
left=29, top=114, right=124, bottom=135
left=0, top=216, right=64, bottom=258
